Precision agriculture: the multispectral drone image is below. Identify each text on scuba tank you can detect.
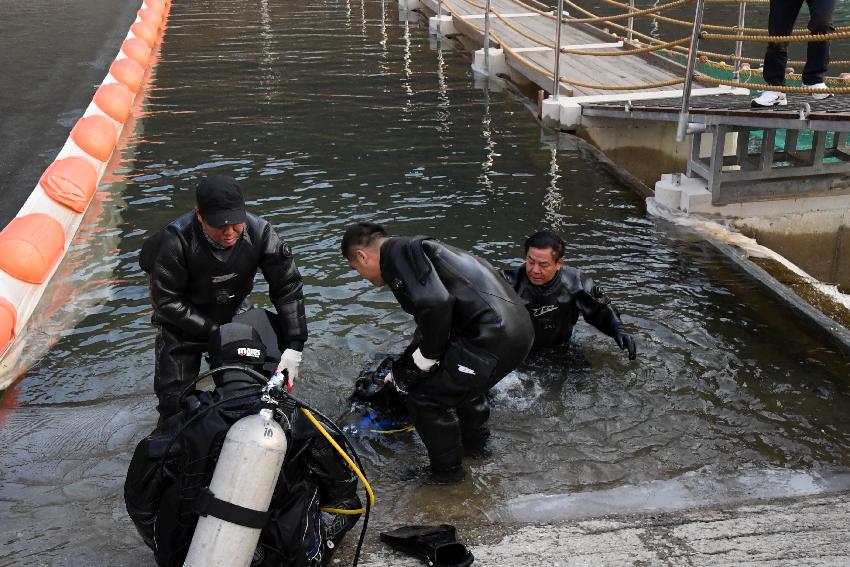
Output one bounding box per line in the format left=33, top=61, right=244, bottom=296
left=264, top=428, right=274, bottom=438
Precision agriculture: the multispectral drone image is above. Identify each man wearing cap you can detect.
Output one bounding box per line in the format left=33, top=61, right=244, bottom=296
left=140, top=175, right=307, bottom=419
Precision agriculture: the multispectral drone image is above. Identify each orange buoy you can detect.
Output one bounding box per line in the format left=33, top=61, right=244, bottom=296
left=0, top=297, right=16, bottom=354
left=110, top=57, right=145, bottom=93
left=0, top=214, right=66, bottom=284
left=39, top=157, right=99, bottom=213
left=70, top=115, right=117, bottom=162
left=137, top=8, right=161, bottom=29
left=144, top=0, right=166, bottom=16
left=94, top=83, right=134, bottom=123
left=121, top=37, right=151, bottom=67
left=131, top=21, right=157, bottom=48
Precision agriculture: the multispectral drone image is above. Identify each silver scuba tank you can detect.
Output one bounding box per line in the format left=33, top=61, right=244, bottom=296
left=183, top=407, right=287, bottom=567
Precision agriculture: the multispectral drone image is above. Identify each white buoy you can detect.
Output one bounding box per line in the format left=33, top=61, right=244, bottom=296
left=429, top=14, right=455, bottom=36
left=183, top=408, right=287, bottom=567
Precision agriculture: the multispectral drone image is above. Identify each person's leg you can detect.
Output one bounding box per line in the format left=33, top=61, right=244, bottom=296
left=405, top=396, right=465, bottom=482
left=154, top=325, right=203, bottom=419
left=456, top=394, right=490, bottom=456
left=803, top=0, right=836, bottom=85
left=763, top=0, right=804, bottom=86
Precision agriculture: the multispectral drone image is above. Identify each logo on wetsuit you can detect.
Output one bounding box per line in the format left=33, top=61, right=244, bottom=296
left=532, top=305, right=558, bottom=317
left=212, top=273, right=237, bottom=283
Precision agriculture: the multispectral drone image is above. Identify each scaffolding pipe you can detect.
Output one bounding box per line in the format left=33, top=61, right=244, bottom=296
left=484, top=0, right=492, bottom=72
left=733, top=2, right=747, bottom=78
left=553, top=0, right=564, bottom=99
left=628, top=0, right=635, bottom=43
left=676, top=0, right=706, bottom=142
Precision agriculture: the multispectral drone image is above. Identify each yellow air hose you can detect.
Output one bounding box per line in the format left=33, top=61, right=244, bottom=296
left=300, top=407, right=376, bottom=515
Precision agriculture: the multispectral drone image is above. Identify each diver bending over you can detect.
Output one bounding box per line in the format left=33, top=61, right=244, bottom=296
left=342, top=222, right=534, bottom=483
left=501, top=231, right=636, bottom=358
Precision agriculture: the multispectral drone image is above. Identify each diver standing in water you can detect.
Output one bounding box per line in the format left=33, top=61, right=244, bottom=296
left=341, top=222, right=534, bottom=483
left=139, top=175, right=308, bottom=419
left=501, top=231, right=636, bottom=358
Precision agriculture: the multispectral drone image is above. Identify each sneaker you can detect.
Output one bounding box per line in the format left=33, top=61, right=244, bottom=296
left=751, top=90, right=787, bottom=108
left=808, top=82, right=834, bottom=100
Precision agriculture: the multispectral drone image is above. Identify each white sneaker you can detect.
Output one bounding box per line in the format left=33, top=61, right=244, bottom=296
left=751, top=90, right=787, bottom=107
left=808, top=82, right=834, bottom=100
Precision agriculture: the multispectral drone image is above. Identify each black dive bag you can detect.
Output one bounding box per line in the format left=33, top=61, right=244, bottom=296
left=124, top=385, right=360, bottom=567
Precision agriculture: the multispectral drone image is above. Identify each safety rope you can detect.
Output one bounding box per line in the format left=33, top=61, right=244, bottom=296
left=561, top=0, right=695, bottom=25
left=485, top=0, right=691, bottom=56
left=595, top=0, right=812, bottom=33
left=697, top=75, right=850, bottom=94
left=457, top=0, right=486, bottom=10
left=526, top=0, right=850, bottom=71
left=701, top=29, right=850, bottom=42
left=559, top=76, right=685, bottom=90
left=444, top=0, right=850, bottom=93
left=451, top=0, right=694, bottom=92
left=561, top=36, right=691, bottom=56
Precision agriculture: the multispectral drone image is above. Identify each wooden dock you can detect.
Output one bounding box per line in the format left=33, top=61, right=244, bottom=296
left=420, top=0, right=705, bottom=97
left=412, top=0, right=850, bottom=209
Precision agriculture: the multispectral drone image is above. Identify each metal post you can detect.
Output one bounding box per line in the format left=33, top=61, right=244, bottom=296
left=733, top=2, right=746, bottom=78
left=675, top=0, right=706, bottom=142
left=437, top=0, right=441, bottom=19
left=627, top=0, right=634, bottom=43
left=553, top=0, right=564, bottom=100
left=484, top=0, right=492, bottom=73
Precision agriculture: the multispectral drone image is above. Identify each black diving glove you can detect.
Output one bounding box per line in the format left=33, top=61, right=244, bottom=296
left=614, top=330, right=637, bottom=360
left=391, top=356, right=435, bottom=394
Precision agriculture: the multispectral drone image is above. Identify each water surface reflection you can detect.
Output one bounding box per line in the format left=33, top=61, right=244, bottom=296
left=2, top=0, right=850, bottom=563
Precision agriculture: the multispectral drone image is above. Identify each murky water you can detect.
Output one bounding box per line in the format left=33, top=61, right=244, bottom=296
left=3, top=0, right=850, bottom=564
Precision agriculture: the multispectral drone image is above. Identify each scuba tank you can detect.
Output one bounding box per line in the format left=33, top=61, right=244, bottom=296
left=183, top=404, right=286, bottom=567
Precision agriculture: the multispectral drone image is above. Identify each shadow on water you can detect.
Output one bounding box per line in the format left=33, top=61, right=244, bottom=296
left=2, top=0, right=850, bottom=563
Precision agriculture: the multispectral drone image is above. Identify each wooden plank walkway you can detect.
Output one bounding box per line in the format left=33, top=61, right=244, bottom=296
left=421, top=0, right=694, bottom=97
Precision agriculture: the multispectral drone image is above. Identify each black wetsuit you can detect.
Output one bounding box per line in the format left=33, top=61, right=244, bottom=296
left=501, top=265, right=626, bottom=351
left=140, top=211, right=307, bottom=417
left=380, top=236, right=534, bottom=473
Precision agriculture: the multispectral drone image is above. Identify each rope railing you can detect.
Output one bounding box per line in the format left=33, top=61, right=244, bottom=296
left=597, top=0, right=811, bottom=33
left=700, top=29, right=850, bottom=42
left=560, top=0, right=695, bottom=25
left=479, top=0, right=693, bottom=57
left=696, top=74, right=850, bottom=94
left=438, top=0, right=850, bottom=98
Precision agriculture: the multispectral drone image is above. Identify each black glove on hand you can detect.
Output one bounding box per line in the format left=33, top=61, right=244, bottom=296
left=391, top=355, right=434, bottom=393
left=614, top=330, right=637, bottom=360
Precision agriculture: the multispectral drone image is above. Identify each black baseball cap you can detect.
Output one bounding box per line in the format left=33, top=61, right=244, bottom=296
left=196, top=175, right=247, bottom=227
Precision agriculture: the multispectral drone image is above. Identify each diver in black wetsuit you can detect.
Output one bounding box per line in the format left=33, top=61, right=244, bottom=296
left=341, top=222, right=534, bottom=484
left=139, top=175, right=308, bottom=419
left=500, top=231, right=636, bottom=359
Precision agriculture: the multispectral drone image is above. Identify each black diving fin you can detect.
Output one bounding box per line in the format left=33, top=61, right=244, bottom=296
left=380, top=524, right=474, bottom=566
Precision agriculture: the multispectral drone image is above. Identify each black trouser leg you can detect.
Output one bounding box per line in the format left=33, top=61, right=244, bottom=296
left=406, top=399, right=463, bottom=472
left=763, top=0, right=804, bottom=86
left=456, top=395, right=490, bottom=453
left=802, top=0, right=836, bottom=85
left=153, top=325, right=204, bottom=419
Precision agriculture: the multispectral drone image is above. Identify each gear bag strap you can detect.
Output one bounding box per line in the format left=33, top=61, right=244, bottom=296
left=193, top=487, right=271, bottom=529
